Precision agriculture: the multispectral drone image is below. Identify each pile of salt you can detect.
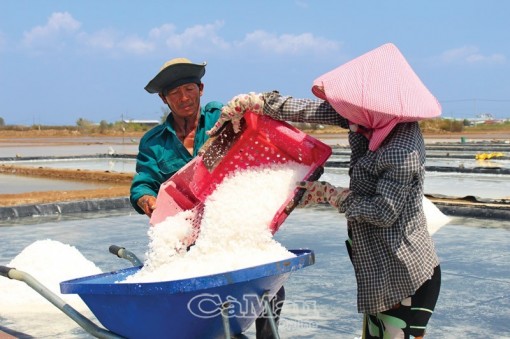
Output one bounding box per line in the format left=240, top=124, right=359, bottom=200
left=0, top=239, right=101, bottom=313
left=124, top=162, right=310, bottom=283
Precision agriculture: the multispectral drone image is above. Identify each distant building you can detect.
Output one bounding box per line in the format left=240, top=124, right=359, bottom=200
left=470, top=113, right=501, bottom=125
left=123, top=119, right=160, bottom=127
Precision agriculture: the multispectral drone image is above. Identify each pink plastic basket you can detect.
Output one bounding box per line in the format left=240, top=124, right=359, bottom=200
left=150, top=112, right=332, bottom=240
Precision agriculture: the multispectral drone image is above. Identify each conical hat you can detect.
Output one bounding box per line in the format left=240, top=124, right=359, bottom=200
left=312, top=43, right=441, bottom=151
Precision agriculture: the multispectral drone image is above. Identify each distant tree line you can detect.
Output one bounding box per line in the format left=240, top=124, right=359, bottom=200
left=419, top=119, right=466, bottom=133
left=0, top=106, right=170, bottom=134
left=1, top=115, right=509, bottom=135
left=0, top=116, right=154, bottom=135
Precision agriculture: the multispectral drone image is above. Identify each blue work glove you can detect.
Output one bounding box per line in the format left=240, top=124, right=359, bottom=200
left=207, top=92, right=264, bottom=135
left=296, top=181, right=350, bottom=209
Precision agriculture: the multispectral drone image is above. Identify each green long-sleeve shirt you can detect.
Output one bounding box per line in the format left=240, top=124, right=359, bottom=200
left=130, top=101, right=222, bottom=214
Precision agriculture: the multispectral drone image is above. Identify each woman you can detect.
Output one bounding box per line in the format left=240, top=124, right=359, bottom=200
left=209, top=43, right=442, bottom=338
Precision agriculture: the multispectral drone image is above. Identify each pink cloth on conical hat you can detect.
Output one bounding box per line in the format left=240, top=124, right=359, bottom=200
left=312, top=43, right=441, bottom=151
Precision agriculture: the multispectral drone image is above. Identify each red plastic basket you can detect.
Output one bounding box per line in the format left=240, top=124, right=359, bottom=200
left=150, top=112, right=332, bottom=239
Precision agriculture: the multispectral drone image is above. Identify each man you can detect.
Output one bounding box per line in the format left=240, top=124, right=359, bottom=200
left=130, top=58, right=284, bottom=339
left=130, top=58, right=222, bottom=216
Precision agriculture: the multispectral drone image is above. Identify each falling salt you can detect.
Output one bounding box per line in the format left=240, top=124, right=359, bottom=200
left=124, top=162, right=310, bottom=283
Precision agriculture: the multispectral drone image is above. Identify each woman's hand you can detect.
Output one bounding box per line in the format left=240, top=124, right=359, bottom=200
left=207, top=92, right=264, bottom=135
left=296, top=181, right=350, bottom=208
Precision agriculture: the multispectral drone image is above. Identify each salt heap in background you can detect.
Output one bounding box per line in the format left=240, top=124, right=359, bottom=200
left=0, top=239, right=102, bottom=314
left=125, top=162, right=310, bottom=283
left=423, top=196, right=451, bottom=235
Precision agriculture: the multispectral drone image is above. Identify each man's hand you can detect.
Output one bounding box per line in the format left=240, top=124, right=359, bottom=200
left=207, top=92, right=264, bottom=135
left=137, top=195, right=157, bottom=217
left=296, top=181, right=350, bottom=208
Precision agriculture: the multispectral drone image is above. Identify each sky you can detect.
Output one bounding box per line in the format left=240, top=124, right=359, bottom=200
left=1, top=0, right=509, bottom=126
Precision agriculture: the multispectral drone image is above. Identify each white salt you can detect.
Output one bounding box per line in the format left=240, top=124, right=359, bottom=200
left=0, top=239, right=102, bottom=314
left=423, top=196, right=451, bottom=235
left=124, top=162, right=310, bottom=283
left=143, top=209, right=194, bottom=270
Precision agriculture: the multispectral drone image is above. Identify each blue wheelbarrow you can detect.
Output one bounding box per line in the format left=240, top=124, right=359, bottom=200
left=0, top=246, right=315, bottom=339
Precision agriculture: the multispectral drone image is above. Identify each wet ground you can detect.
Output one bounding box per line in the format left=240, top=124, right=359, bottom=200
left=0, top=208, right=509, bottom=338
left=0, top=134, right=509, bottom=338
left=2, top=153, right=509, bottom=200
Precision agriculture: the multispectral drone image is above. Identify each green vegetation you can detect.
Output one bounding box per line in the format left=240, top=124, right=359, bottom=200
left=0, top=118, right=155, bottom=136
left=419, top=118, right=465, bottom=133
left=419, top=118, right=510, bottom=133
left=0, top=117, right=509, bottom=137
left=464, top=120, right=510, bottom=132
left=299, top=118, right=510, bottom=135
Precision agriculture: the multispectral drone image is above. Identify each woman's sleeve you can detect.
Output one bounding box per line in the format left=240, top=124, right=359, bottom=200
left=343, top=147, right=422, bottom=227
left=262, top=90, right=349, bottom=128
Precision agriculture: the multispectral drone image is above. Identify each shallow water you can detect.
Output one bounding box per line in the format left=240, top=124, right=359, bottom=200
left=0, top=173, right=114, bottom=194
left=2, top=158, right=510, bottom=199
left=0, top=208, right=509, bottom=338
left=4, top=158, right=136, bottom=173
left=1, top=136, right=510, bottom=337
left=329, top=154, right=510, bottom=170
left=322, top=168, right=510, bottom=200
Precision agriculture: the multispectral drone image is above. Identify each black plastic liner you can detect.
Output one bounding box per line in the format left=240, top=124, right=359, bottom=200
left=2, top=153, right=507, bottom=174
left=427, top=194, right=510, bottom=221
left=325, top=161, right=510, bottom=175
left=0, top=195, right=508, bottom=222
left=1, top=151, right=509, bottom=221
left=0, top=197, right=132, bottom=220
left=436, top=204, right=510, bottom=221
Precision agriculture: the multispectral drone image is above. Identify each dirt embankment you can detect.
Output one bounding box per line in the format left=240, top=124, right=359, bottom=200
left=1, top=127, right=509, bottom=208
left=0, top=165, right=134, bottom=207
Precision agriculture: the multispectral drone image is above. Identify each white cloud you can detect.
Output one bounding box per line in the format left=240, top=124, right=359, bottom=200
left=116, top=21, right=339, bottom=57
left=78, top=29, right=154, bottom=55
left=119, top=36, right=154, bottom=55
left=17, top=14, right=340, bottom=58
left=22, top=12, right=81, bottom=49
left=163, top=21, right=230, bottom=51
left=148, top=24, right=177, bottom=40
left=79, top=29, right=118, bottom=50
left=237, top=30, right=340, bottom=55
left=466, top=53, right=505, bottom=64
left=440, top=46, right=506, bottom=64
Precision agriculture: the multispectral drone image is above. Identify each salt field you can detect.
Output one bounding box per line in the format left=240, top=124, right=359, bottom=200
left=2, top=135, right=509, bottom=200
left=3, top=156, right=509, bottom=200
left=0, top=208, right=509, bottom=338
left=1, top=135, right=510, bottom=338
left=0, top=173, right=113, bottom=194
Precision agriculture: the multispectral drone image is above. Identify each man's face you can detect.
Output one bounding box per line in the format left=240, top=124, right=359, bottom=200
left=160, top=83, right=203, bottom=119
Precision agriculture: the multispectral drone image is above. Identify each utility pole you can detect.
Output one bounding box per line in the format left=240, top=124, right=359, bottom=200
left=121, top=113, right=125, bottom=145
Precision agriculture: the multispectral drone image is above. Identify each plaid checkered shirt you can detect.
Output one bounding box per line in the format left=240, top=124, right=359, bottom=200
left=263, top=91, right=439, bottom=314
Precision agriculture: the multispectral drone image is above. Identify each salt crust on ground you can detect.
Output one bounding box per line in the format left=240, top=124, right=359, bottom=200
left=124, top=162, right=310, bottom=283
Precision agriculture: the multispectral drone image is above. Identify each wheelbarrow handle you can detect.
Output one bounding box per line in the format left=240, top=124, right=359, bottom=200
left=109, top=245, right=143, bottom=267
left=0, top=265, right=14, bottom=278
left=109, top=245, right=124, bottom=256
left=0, top=265, right=125, bottom=338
